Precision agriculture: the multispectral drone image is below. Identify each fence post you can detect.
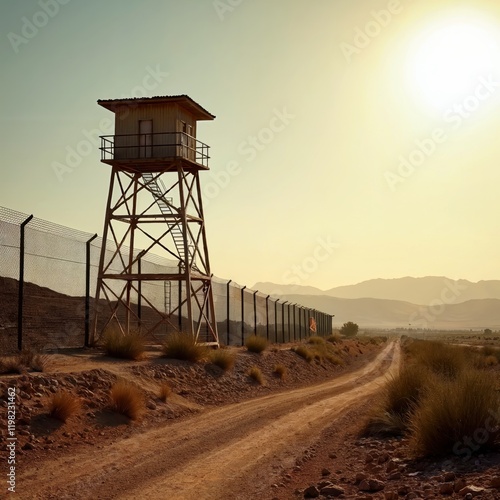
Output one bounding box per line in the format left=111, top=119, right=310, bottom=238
left=253, top=290, right=258, bottom=336
left=265, top=295, right=270, bottom=341
left=178, top=262, right=182, bottom=331
left=287, top=303, right=291, bottom=343
left=292, top=303, right=296, bottom=341
left=84, top=233, right=98, bottom=347
left=18, top=214, right=33, bottom=351
left=282, top=301, right=288, bottom=344
left=274, top=299, right=279, bottom=343
left=226, top=279, right=232, bottom=345
left=241, top=285, right=246, bottom=346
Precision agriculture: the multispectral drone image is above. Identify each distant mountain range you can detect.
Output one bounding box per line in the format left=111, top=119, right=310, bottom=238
left=252, top=277, right=500, bottom=330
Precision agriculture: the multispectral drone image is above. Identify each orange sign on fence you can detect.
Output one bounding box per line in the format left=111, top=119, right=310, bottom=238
left=309, top=317, right=317, bottom=333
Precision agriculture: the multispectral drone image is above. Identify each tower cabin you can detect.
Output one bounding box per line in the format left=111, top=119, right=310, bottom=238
left=98, top=95, right=215, bottom=170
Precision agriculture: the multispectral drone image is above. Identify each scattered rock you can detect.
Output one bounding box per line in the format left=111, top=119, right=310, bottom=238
left=22, top=442, right=35, bottom=451
left=320, top=484, right=345, bottom=497
left=490, top=476, right=500, bottom=489
left=458, top=485, right=484, bottom=497
left=355, top=472, right=368, bottom=484
left=454, top=478, right=467, bottom=492
left=303, top=485, right=320, bottom=498
left=321, top=468, right=331, bottom=476
left=359, top=478, right=385, bottom=492
left=438, top=482, right=454, bottom=495
left=443, top=472, right=456, bottom=482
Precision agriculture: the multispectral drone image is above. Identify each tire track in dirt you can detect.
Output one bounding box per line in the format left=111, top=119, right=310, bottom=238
left=18, top=341, right=400, bottom=500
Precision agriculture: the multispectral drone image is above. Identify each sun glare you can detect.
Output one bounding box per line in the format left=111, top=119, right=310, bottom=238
left=407, top=14, right=500, bottom=111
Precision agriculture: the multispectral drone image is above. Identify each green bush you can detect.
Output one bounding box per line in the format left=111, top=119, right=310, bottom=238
left=340, top=321, right=359, bottom=337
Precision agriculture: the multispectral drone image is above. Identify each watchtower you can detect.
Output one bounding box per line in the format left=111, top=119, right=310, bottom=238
left=92, top=95, right=219, bottom=346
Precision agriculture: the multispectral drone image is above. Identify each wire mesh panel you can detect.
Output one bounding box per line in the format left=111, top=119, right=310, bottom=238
left=1, top=206, right=333, bottom=351
left=242, top=288, right=254, bottom=344
left=228, top=283, right=242, bottom=346
left=255, top=293, right=267, bottom=338
left=23, top=219, right=92, bottom=350
left=0, top=209, right=25, bottom=354
left=212, top=277, right=228, bottom=344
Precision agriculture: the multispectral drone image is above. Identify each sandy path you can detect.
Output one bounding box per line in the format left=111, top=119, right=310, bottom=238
left=18, top=341, right=400, bottom=500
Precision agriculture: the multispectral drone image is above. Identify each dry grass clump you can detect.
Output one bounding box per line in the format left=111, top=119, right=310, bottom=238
left=248, top=366, right=265, bottom=385
left=209, top=349, right=236, bottom=372
left=292, top=345, right=313, bottom=363
left=48, top=392, right=81, bottom=422
left=245, top=335, right=269, bottom=354
left=308, top=335, right=325, bottom=345
left=407, top=340, right=467, bottom=378
left=110, top=380, right=144, bottom=420
left=162, top=333, right=208, bottom=362
left=0, top=349, right=49, bottom=374
left=481, top=346, right=500, bottom=362
left=102, top=327, right=145, bottom=360
left=362, top=364, right=433, bottom=437
left=410, top=369, right=500, bottom=456
left=273, top=364, right=287, bottom=379
left=484, top=355, right=499, bottom=367
left=158, top=382, right=172, bottom=402
left=327, top=332, right=342, bottom=344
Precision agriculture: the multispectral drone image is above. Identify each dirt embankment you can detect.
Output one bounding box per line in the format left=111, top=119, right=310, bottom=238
left=6, top=339, right=398, bottom=499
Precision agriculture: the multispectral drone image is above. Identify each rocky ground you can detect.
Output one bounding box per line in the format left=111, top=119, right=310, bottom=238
left=264, top=399, right=500, bottom=500
left=2, top=336, right=500, bottom=499
left=0, top=338, right=381, bottom=468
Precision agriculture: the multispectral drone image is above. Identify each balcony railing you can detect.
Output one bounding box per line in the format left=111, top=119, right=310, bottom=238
left=100, top=132, right=210, bottom=167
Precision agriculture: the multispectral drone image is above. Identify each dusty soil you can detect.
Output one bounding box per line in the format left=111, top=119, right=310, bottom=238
left=3, top=337, right=499, bottom=499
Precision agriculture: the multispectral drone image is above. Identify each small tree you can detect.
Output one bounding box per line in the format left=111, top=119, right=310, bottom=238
left=484, top=328, right=493, bottom=335
left=340, top=321, right=359, bottom=337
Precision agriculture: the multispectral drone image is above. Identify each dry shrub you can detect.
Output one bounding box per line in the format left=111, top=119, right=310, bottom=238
left=245, top=335, right=268, bottom=354
left=162, top=333, right=208, bottom=362
left=110, top=380, right=144, bottom=420
left=49, top=392, right=81, bottom=422
left=248, top=366, right=264, bottom=385
left=209, top=349, right=236, bottom=372
left=484, top=355, right=499, bottom=366
left=327, top=332, right=342, bottom=344
left=158, top=382, right=172, bottom=402
left=0, top=349, right=49, bottom=374
left=102, top=327, right=145, bottom=360
left=292, top=345, right=313, bottom=363
left=273, top=364, right=287, bottom=379
left=410, top=369, right=500, bottom=457
left=308, top=336, right=325, bottom=345
left=362, top=364, right=433, bottom=437
left=407, top=340, right=467, bottom=378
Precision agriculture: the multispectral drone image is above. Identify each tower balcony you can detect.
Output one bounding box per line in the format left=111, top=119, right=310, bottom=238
left=100, top=132, right=210, bottom=169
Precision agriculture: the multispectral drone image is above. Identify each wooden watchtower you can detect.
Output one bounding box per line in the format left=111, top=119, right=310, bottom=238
left=92, top=95, right=219, bottom=346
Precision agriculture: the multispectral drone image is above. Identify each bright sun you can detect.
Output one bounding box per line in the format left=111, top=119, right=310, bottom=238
left=407, top=15, right=500, bottom=110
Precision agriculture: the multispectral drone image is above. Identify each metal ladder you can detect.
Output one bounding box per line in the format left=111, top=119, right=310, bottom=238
left=142, top=172, right=194, bottom=270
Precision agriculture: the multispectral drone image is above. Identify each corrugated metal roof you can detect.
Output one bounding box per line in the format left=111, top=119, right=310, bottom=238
left=97, top=94, right=215, bottom=120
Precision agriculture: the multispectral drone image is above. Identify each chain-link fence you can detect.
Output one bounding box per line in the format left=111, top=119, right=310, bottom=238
left=0, top=206, right=333, bottom=353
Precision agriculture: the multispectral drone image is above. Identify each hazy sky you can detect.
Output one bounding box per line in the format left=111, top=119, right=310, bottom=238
left=1, top=0, right=500, bottom=289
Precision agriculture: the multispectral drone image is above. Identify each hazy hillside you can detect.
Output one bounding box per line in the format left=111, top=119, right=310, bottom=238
left=277, top=294, right=500, bottom=330
left=253, top=277, right=500, bottom=305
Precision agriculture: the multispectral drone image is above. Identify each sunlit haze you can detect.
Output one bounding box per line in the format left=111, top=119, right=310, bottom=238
left=1, top=0, right=500, bottom=289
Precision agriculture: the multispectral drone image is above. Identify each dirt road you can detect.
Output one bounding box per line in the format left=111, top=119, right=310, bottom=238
left=18, top=341, right=400, bottom=500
